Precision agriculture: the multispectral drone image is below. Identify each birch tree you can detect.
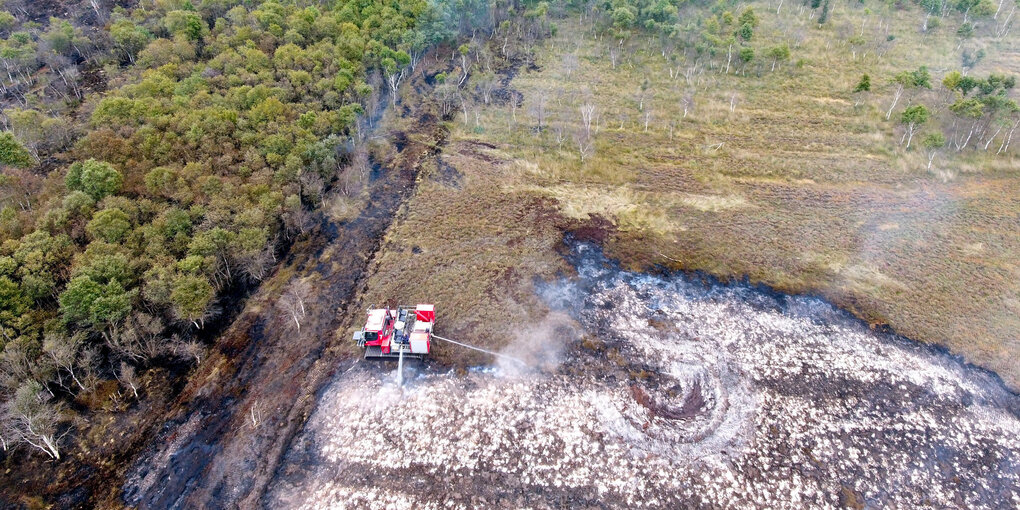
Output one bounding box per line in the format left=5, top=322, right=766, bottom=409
left=765, top=44, right=790, bottom=72
left=580, top=102, right=596, bottom=138
left=530, top=88, right=550, bottom=130
left=42, top=333, right=87, bottom=392
left=900, top=105, right=930, bottom=148
left=852, top=74, right=871, bottom=107
left=922, top=132, right=946, bottom=171
left=172, top=337, right=204, bottom=365
left=887, top=67, right=932, bottom=120
left=4, top=380, right=63, bottom=459
left=278, top=278, right=311, bottom=331
left=474, top=72, right=497, bottom=105
left=574, top=129, right=595, bottom=163
left=681, top=90, right=696, bottom=118
left=117, top=362, right=139, bottom=399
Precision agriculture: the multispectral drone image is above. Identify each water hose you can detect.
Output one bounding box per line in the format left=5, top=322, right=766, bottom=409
left=431, top=334, right=528, bottom=366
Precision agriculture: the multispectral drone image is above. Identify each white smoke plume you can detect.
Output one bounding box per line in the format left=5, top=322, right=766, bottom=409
left=496, top=311, right=577, bottom=376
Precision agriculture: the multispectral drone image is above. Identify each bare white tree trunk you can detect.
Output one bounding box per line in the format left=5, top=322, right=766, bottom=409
left=173, top=338, right=204, bottom=364
left=12, top=406, right=61, bottom=460
left=996, top=6, right=1016, bottom=37
left=386, top=71, right=404, bottom=106
left=681, top=90, right=695, bottom=119
left=459, top=54, right=469, bottom=86
left=279, top=279, right=311, bottom=331
left=960, top=121, right=977, bottom=150
left=118, top=362, right=139, bottom=398
left=580, top=102, right=596, bottom=138
left=20, top=426, right=60, bottom=460
left=983, top=126, right=1003, bottom=150
left=45, top=337, right=87, bottom=392
left=531, top=89, right=549, bottom=129
left=510, top=95, right=520, bottom=124
left=250, top=400, right=263, bottom=428
left=575, top=132, right=594, bottom=163
left=997, top=118, right=1019, bottom=154
left=886, top=84, right=903, bottom=120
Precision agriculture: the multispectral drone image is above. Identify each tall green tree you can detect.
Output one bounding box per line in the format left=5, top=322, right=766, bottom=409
left=170, top=275, right=214, bottom=328
left=110, top=18, right=152, bottom=64
left=65, top=160, right=123, bottom=201
left=86, top=209, right=132, bottom=243
left=164, top=10, right=208, bottom=41
left=0, top=132, right=32, bottom=167
left=900, top=105, right=930, bottom=148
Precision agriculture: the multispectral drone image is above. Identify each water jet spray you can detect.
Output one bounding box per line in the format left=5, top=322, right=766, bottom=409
left=353, top=304, right=527, bottom=386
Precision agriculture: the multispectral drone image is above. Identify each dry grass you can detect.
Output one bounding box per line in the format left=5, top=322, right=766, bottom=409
left=431, top=2, right=1020, bottom=387
left=355, top=140, right=570, bottom=366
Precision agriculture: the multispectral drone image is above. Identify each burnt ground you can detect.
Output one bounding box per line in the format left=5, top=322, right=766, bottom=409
left=263, top=243, right=1019, bottom=510
left=118, top=67, right=450, bottom=509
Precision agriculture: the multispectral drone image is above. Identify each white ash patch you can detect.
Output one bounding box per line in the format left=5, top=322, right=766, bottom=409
left=267, top=245, right=1020, bottom=509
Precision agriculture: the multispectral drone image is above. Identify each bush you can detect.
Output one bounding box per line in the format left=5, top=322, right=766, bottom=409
left=0, top=132, right=33, bottom=167
left=66, top=160, right=123, bottom=201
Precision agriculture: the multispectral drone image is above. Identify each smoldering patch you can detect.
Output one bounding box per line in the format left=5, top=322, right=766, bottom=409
left=495, top=311, right=578, bottom=376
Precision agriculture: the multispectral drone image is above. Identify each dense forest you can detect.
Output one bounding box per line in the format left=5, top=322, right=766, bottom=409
left=0, top=0, right=510, bottom=461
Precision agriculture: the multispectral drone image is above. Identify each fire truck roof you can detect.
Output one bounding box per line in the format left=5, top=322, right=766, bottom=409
left=365, top=309, right=387, bottom=331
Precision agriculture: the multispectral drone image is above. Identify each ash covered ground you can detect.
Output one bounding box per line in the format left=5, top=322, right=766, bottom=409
left=266, top=244, right=1020, bottom=509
